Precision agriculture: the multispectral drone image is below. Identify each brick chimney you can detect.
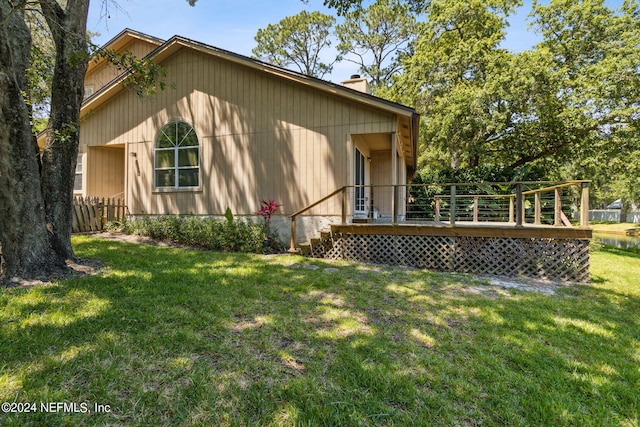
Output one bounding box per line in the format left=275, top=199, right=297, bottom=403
left=341, top=74, right=371, bottom=94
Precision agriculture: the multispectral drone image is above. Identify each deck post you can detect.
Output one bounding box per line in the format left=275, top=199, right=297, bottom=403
left=534, top=192, right=542, bottom=225
left=473, top=196, right=479, bottom=222
left=450, top=185, right=456, bottom=227
left=554, top=188, right=562, bottom=226
left=580, top=182, right=590, bottom=227
left=393, top=185, right=399, bottom=224
left=509, top=196, right=514, bottom=223
left=341, top=187, right=347, bottom=224
left=289, top=216, right=297, bottom=253
left=515, top=183, right=523, bottom=227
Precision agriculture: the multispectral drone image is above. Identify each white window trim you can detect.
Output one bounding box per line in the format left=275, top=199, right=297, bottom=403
left=153, top=120, right=201, bottom=190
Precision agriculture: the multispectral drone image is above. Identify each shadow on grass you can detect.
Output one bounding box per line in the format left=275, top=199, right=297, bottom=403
left=0, top=236, right=638, bottom=426
left=597, top=244, right=640, bottom=258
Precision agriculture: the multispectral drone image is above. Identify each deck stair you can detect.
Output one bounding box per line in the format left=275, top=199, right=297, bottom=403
left=298, top=228, right=336, bottom=258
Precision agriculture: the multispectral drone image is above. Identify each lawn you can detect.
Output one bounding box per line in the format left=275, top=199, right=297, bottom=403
left=591, top=222, right=640, bottom=235
left=1, top=236, right=639, bottom=426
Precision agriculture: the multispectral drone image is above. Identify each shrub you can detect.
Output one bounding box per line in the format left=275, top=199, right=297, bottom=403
left=106, top=215, right=283, bottom=254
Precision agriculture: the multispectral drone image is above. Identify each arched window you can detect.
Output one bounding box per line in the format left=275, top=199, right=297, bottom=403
left=154, top=121, right=200, bottom=188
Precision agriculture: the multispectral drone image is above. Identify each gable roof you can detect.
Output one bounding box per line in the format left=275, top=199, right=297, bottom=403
left=82, top=30, right=419, bottom=167
left=86, top=28, right=165, bottom=76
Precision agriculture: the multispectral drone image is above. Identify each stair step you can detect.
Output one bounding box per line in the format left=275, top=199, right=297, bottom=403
left=320, top=230, right=332, bottom=239
left=298, top=226, right=338, bottom=259
left=298, top=243, right=312, bottom=256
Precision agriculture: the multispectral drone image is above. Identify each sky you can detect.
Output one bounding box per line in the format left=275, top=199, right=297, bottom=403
left=87, top=0, right=625, bottom=84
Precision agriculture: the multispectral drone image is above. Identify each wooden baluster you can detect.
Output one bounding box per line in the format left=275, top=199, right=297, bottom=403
left=473, top=196, right=479, bottom=222
left=509, top=195, right=514, bottom=223
left=341, top=187, right=347, bottom=224
left=515, top=184, right=523, bottom=227
left=534, top=192, right=541, bottom=225
left=554, top=188, right=562, bottom=226
left=392, top=185, right=399, bottom=225
left=450, top=185, right=456, bottom=227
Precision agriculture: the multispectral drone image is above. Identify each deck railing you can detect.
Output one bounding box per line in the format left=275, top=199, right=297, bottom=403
left=289, top=180, right=591, bottom=248
left=409, top=181, right=591, bottom=227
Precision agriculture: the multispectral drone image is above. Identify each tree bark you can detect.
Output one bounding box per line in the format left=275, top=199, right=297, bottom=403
left=39, top=0, right=90, bottom=259
left=0, top=2, right=65, bottom=280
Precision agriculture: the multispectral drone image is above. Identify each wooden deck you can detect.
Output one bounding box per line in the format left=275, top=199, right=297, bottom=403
left=332, top=221, right=592, bottom=240
left=307, top=221, right=592, bottom=283
left=293, top=181, right=593, bottom=282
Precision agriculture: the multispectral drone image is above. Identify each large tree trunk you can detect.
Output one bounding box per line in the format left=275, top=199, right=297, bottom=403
left=39, top=0, right=90, bottom=259
left=0, top=2, right=65, bottom=280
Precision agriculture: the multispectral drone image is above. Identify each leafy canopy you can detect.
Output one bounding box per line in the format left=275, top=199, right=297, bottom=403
left=253, top=10, right=339, bottom=78
left=336, top=0, right=418, bottom=91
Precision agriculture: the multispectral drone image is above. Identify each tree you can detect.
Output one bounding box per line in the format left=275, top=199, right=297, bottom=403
left=0, top=1, right=63, bottom=280
left=0, top=0, right=191, bottom=283
left=322, top=0, right=425, bottom=16
left=394, top=0, right=638, bottom=175
left=252, top=10, right=339, bottom=79
left=25, top=7, right=56, bottom=128
left=335, top=0, right=418, bottom=91
left=395, top=0, right=521, bottom=168
left=511, top=0, right=640, bottom=169
left=38, top=0, right=91, bottom=261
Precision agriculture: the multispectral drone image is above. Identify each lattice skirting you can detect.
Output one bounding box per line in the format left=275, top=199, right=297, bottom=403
left=325, top=234, right=590, bottom=282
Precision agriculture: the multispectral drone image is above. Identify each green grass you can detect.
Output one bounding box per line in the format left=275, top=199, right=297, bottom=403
left=1, top=236, right=639, bottom=426
left=591, top=222, right=640, bottom=235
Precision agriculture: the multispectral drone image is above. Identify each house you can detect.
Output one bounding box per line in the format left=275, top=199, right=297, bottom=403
left=42, top=29, right=592, bottom=282
left=68, top=29, right=420, bottom=246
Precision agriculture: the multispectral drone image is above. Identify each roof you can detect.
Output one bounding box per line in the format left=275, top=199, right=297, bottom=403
left=86, top=29, right=165, bottom=75
left=82, top=29, right=420, bottom=166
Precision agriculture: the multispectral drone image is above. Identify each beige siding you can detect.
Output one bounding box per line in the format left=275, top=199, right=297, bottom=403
left=80, top=48, right=397, bottom=216
left=371, top=150, right=392, bottom=217
left=84, top=39, right=160, bottom=94
left=86, top=146, right=125, bottom=199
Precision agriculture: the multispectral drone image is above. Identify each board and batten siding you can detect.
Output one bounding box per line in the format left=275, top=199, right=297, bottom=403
left=80, top=47, right=398, bottom=217
left=84, top=39, right=161, bottom=95
left=85, top=146, right=125, bottom=199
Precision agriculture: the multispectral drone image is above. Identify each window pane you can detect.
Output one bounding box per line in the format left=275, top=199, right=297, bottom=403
left=178, top=169, right=199, bottom=187
left=155, top=150, right=175, bottom=169
left=74, top=155, right=82, bottom=191
left=177, top=122, right=196, bottom=146
left=155, top=170, right=175, bottom=187
left=156, top=131, right=174, bottom=148
left=178, top=148, right=199, bottom=167
left=180, top=129, right=198, bottom=147
left=74, top=173, right=82, bottom=191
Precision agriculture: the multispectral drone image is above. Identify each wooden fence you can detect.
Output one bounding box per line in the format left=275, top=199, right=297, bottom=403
left=72, top=197, right=127, bottom=233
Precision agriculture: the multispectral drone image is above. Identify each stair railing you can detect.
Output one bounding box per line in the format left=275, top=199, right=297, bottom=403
left=289, top=186, right=348, bottom=252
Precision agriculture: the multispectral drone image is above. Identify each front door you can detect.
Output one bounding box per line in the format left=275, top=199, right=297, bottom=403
left=354, top=148, right=366, bottom=216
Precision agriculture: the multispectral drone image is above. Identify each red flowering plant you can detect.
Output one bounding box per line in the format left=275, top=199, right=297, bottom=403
left=255, top=199, right=282, bottom=242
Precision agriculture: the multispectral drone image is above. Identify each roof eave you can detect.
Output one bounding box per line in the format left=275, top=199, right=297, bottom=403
left=86, top=29, right=165, bottom=75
